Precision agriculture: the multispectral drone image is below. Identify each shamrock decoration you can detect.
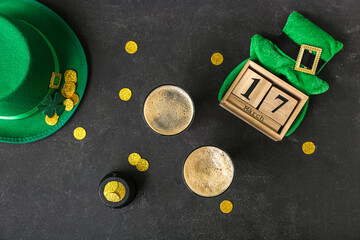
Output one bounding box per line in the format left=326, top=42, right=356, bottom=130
left=39, top=92, right=65, bottom=117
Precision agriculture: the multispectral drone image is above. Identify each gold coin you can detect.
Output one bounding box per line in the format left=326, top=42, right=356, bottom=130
left=220, top=200, right=233, bottom=214
left=211, top=52, right=224, bottom=65
left=119, top=88, right=132, bottom=101
left=73, top=127, right=86, bottom=140
left=104, top=192, right=121, bottom=202
left=136, top=159, right=149, bottom=172
left=125, top=41, right=138, bottom=54
left=128, top=153, right=141, bottom=166
left=115, top=182, right=126, bottom=200
left=45, top=113, right=59, bottom=126
left=302, top=141, right=315, bottom=155
left=70, top=93, right=79, bottom=105
left=63, top=99, right=74, bottom=111
left=64, top=69, right=77, bottom=83
left=104, top=181, right=118, bottom=193
left=61, top=82, right=76, bottom=98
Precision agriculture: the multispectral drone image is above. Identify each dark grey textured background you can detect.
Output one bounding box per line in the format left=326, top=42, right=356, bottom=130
left=1, top=0, right=359, bottom=239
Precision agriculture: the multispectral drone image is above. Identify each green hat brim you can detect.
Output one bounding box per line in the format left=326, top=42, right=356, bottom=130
left=0, top=0, right=88, bottom=143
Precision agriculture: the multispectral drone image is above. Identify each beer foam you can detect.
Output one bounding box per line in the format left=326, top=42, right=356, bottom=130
left=183, top=146, right=234, bottom=197
left=143, top=85, right=194, bottom=135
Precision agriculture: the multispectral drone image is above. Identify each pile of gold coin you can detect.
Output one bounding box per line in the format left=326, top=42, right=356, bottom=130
left=128, top=153, right=149, bottom=172
left=103, top=181, right=126, bottom=202
left=44, top=70, right=80, bottom=126
left=61, top=69, right=80, bottom=112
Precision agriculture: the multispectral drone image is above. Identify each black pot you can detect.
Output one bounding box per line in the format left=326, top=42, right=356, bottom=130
left=98, top=172, right=137, bottom=208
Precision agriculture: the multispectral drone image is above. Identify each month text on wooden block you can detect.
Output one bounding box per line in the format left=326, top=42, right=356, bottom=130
left=232, top=69, right=272, bottom=108
left=258, top=86, right=298, bottom=125
left=228, top=94, right=281, bottom=131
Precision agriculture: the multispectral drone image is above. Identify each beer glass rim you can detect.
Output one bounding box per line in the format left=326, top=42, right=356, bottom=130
left=142, top=84, right=195, bottom=137
left=182, top=145, right=235, bottom=198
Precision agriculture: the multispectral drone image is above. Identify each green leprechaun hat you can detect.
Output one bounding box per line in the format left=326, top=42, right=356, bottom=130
left=219, top=12, right=343, bottom=136
left=0, top=0, right=87, bottom=143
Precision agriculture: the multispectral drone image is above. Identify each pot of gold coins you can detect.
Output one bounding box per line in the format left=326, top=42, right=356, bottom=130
left=98, top=172, right=136, bottom=208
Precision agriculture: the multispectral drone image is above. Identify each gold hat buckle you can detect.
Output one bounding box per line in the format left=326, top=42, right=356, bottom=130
left=294, top=44, right=322, bottom=75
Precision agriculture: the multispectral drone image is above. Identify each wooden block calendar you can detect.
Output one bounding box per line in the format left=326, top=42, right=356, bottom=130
left=220, top=60, right=309, bottom=141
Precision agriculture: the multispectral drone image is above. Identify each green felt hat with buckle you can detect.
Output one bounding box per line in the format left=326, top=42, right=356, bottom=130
left=0, top=0, right=87, bottom=143
left=219, top=12, right=343, bottom=136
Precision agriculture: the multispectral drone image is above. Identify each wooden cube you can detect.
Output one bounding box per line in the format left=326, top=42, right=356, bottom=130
left=220, top=60, right=309, bottom=141
left=258, top=87, right=298, bottom=126
left=232, top=69, right=272, bottom=108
